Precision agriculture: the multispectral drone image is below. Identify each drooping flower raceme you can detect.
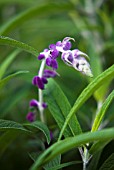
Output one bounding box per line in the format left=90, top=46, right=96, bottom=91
left=26, top=37, right=93, bottom=122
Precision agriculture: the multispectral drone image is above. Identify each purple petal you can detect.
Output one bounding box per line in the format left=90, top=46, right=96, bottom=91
left=51, top=49, right=59, bottom=59
left=46, top=57, right=52, bottom=66
left=42, top=102, right=48, bottom=108
left=67, top=52, right=73, bottom=62
left=26, top=112, right=36, bottom=122
left=50, top=131, right=53, bottom=140
left=44, top=48, right=49, bottom=52
left=38, top=54, right=45, bottom=60
left=32, top=76, right=38, bottom=86
left=29, top=99, right=39, bottom=107
left=51, top=59, right=58, bottom=69
left=44, top=69, right=57, bottom=78
left=37, top=77, right=44, bottom=90
left=56, top=41, right=62, bottom=46
left=49, top=44, right=56, bottom=50
left=41, top=77, right=48, bottom=84
left=63, top=41, right=72, bottom=50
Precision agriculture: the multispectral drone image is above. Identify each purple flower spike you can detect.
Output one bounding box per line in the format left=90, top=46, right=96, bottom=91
left=42, top=102, right=48, bottom=108
left=26, top=112, right=36, bottom=122
left=37, top=77, right=44, bottom=90
left=44, top=69, right=57, bottom=78
left=29, top=99, right=39, bottom=107
left=38, top=54, right=45, bottom=60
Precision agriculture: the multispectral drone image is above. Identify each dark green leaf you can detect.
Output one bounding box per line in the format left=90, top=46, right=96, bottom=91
left=0, top=70, right=29, bottom=89
left=24, top=121, right=50, bottom=144
left=44, top=79, right=82, bottom=138
left=99, top=153, right=114, bottom=170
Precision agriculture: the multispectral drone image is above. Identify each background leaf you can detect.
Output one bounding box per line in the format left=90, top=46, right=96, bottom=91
left=0, top=36, right=38, bottom=56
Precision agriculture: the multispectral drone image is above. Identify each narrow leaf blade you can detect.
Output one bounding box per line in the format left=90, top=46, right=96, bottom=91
left=0, top=36, right=38, bottom=56
left=58, top=65, right=114, bottom=140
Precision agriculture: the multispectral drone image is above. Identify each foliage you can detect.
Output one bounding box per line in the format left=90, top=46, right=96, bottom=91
left=0, top=0, right=114, bottom=170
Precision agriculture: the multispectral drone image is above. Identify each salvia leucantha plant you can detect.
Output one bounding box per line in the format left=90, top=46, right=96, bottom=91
left=0, top=36, right=114, bottom=170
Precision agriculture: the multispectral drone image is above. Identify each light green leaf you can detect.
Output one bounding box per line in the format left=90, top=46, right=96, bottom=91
left=44, top=79, right=82, bottom=138
left=30, top=128, right=114, bottom=170
left=24, top=121, right=50, bottom=144
left=0, top=36, right=38, bottom=57
left=99, top=153, right=114, bottom=170
left=0, top=49, right=21, bottom=79
left=0, top=3, right=74, bottom=35
left=0, top=70, right=29, bottom=89
left=91, top=90, right=114, bottom=132
left=58, top=65, right=114, bottom=140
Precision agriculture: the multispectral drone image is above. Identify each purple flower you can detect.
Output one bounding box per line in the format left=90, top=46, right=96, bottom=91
left=43, top=69, right=57, bottom=78
left=26, top=112, right=36, bottom=122
left=32, top=76, right=44, bottom=90
left=29, top=99, right=39, bottom=107
left=56, top=37, right=74, bottom=52
left=42, top=102, right=48, bottom=108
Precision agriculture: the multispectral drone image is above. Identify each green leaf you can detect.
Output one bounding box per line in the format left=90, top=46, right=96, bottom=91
left=99, top=153, right=114, bottom=170
left=0, top=119, right=29, bottom=133
left=44, top=161, right=81, bottom=170
left=43, top=155, right=61, bottom=170
left=89, top=140, right=110, bottom=155
left=88, top=151, right=102, bottom=170
left=58, top=65, right=114, bottom=140
left=91, top=90, right=114, bottom=132
left=24, top=121, right=51, bottom=144
left=30, top=128, right=114, bottom=170
left=0, top=49, right=21, bottom=79
left=0, top=3, right=74, bottom=35
left=0, top=36, right=38, bottom=57
left=0, top=70, right=29, bottom=89
left=0, top=130, right=18, bottom=157
left=44, top=79, right=82, bottom=138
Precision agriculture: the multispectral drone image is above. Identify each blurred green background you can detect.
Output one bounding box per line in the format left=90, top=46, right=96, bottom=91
left=0, top=0, right=114, bottom=169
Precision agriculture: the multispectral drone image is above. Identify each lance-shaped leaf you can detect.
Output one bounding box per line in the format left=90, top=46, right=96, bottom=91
left=91, top=90, right=114, bottom=132
left=44, top=79, right=82, bottom=138
left=58, top=65, right=114, bottom=140
left=0, top=36, right=38, bottom=57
